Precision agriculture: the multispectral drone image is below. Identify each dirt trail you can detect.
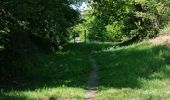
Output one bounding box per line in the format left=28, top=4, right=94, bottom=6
left=85, top=55, right=98, bottom=100
left=149, top=35, right=170, bottom=45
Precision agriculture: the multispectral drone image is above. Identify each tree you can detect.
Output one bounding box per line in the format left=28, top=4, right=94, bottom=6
left=90, top=0, right=170, bottom=42
left=0, top=0, right=81, bottom=81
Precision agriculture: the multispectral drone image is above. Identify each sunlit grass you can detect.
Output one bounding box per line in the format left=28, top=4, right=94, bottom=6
left=92, top=42, right=170, bottom=100
left=0, top=43, right=91, bottom=100
left=96, top=86, right=170, bottom=100
left=2, top=87, right=84, bottom=100
left=1, top=42, right=170, bottom=100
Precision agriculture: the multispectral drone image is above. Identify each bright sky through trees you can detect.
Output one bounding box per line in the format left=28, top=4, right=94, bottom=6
left=71, top=2, right=88, bottom=12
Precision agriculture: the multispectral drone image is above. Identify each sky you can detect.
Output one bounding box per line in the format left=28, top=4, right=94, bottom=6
left=71, top=2, right=88, bottom=12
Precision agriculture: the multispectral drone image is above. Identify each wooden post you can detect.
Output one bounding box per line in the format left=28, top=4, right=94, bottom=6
left=74, top=32, right=76, bottom=44
left=84, top=30, right=87, bottom=43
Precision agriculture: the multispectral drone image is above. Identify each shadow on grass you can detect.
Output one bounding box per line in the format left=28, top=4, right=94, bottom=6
left=0, top=95, right=27, bottom=100
left=1, top=42, right=170, bottom=99
left=92, top=43, right=170, bottom=89
left=0, top=42, right=115, bottom=99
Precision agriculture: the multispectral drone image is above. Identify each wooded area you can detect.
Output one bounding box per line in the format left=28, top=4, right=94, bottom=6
left=1, top=0, right=170, bottom=99
left=0, top=0, right=80, bottom=81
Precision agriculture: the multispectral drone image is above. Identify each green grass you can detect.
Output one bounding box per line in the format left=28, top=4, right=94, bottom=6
left=0, top=43, right=92, bottom=100
left=1, top=41, right=170, bottom=100
left=91, top=42, right=170, bottom=100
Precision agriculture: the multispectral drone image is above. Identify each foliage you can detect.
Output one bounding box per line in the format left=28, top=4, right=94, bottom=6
left=87, top=0, right=170, bottom=42
left=87, top=17, right=107, bottom=41
left=0, top=0, right=80, bottom=49
left=160, top=22, right=170, bottom=34
left=0, top=0, right=81, bottom=81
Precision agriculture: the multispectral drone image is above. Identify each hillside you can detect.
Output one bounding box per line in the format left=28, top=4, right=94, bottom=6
left=1, top=38, right=170, bottom=99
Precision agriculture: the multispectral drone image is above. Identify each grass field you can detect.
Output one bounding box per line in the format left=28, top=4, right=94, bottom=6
left=92, top=42, right=170, bottom=100
left=0, top=44, right=91, bottom=100
left=1, top=41, right=170, bottom=100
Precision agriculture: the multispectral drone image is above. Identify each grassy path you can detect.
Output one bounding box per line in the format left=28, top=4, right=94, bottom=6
left=1, top=42, right=170, bottom=100
left=85, top=55, right=98, bottom=100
